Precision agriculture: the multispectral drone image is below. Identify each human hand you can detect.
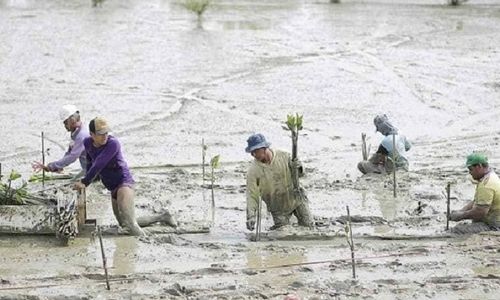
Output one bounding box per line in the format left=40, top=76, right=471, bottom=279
left=290, top=158, right=302, bottom=170
left=72, top=181, right=86, bottom=191
left=449, top=210, right=463, bottom=222
left=246, top=219, right=256, bottom=231
left=31, top=161, right=48, bottom=172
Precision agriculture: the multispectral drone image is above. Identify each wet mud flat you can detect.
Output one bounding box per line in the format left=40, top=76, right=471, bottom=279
left=1, top=0, right=500, bottom=299
left=1, top=165, right=499, bottom=299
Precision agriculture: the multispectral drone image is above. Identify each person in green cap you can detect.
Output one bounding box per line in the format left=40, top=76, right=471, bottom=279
left=449, top=153, right=500, bottom=234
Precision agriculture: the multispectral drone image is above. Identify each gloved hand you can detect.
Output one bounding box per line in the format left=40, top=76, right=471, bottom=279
left=246, top=218, right=256, bottom=231
left=449, top=210, right=463, bottom=221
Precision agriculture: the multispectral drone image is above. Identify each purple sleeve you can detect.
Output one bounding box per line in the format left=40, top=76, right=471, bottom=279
left=47, top=134, right=86, bottom=171
left=81, top=139, right=120, bottom=186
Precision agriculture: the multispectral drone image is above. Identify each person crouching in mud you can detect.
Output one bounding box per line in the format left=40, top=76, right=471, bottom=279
left=245, top=133, right=313, bottom=231
left=73, top=117, right=176, bottom=236
left=449, top=153, right=500, bottom=234
left=358, top=114, right=411, bottom=174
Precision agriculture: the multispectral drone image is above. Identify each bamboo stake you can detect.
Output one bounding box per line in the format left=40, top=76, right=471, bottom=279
left=255, top=178, right=262, bottom=242
left=446, top=182, right=451, bottom=230
left=97, top=226, right=111, bottom=290
left=392, top=134, right=397, bottom=198
left=346, top=206, right=356, bottom=279
left=361, top=133, right=368, bottom=160
left=202, top=138, right=206, bottom=185
left=41, top=131, right=45, bottom=189
left=211, top=164, right=215, bottom=224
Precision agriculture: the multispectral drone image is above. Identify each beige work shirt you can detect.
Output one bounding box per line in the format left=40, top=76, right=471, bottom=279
left=246, top=149, right=301, bottom=221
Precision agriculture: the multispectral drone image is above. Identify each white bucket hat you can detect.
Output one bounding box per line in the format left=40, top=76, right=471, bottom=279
left=59, top=104, right=79, bottom=122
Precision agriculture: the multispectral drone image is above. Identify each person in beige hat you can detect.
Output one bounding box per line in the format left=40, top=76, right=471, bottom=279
left=73, top=117, right=176, bottom=236
left=32, top=104, right=89, bottom=177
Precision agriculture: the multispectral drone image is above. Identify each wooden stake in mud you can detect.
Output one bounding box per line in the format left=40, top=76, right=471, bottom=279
left=97, top=226, right=111, bottom=290
left=392, top=134, right=397, bottom=198
left=41, top=131, right=46, bottom=189
left=345, top=206, right=356, bottom=279
left=202, top=138, right=207, bottom=185
left=361, top=133, right=368, bottom=161
left=446, top=182, right=451, bottom=230
left=255, top=178, right=262, bottom=242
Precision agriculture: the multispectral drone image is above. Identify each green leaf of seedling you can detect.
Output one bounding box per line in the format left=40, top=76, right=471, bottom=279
left=296, top=114, right=303, bottom=130
left=210, top=155, right=221, bottom=169
left=9, top=170, right=21, bottom=181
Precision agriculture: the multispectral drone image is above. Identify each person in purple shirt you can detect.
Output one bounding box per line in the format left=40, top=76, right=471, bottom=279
left=73, top=117, right=176, bottom=236
left=32, top=105, right=89, bottom=177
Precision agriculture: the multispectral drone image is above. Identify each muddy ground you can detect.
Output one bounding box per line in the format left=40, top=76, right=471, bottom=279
left=1, top=0, right=500, bottom=299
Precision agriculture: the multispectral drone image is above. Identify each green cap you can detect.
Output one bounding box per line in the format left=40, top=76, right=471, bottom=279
left=466, top=153, right=488, bottom=167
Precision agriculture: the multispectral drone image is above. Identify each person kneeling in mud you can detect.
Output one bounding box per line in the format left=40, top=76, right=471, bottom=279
left=245, top=133, right=313, bottom=231
left=449, top=153, right=500, bottom=234
left=358, top=114, right=411, bottom=174
left=73, top=117, right=176, bottom=236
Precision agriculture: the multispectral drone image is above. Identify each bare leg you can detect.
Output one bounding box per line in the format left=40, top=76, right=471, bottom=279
left=115, top=186, right=145, bottom=236
left=137, top=210, right=177, bottom=228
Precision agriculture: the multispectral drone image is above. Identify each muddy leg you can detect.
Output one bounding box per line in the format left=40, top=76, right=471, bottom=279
left=111, top=198, right=123, bottom=227
left=116, top=186, right=145, bottom=236
left=451, top=222, right=493, bottom=234
left=137, top=210, right=177, bottom=228
left=270, top=213, right=290, bottom=230
left=293, top=202, right=313, bottom=227
left=358, top=161, right=384, bottom=174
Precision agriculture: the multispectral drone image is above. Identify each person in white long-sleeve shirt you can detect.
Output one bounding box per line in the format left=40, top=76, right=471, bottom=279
left=32, top=104, right=89, bottom=176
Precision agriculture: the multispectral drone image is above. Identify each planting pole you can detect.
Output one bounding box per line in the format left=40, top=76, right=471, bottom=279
left=446, top=182, right=451, bottom=230
left=97, top=226, right=111, bottom=290
left=211, top=164, right=215, bottom=224
left=346, top=206, right=356, bottom=279
left=392, top=134, right=396, bottom=198
left=202, top=138, right=206, bottom=186
left=255, top=178, right=262, bottom=242
left=361, top=133, right=368, bottom=160
left=41, top=131, right=45, bottom=188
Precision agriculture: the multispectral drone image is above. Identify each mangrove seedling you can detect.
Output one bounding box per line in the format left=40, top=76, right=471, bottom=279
left=283, top=113, right=304, bottom=199
left=345, top=205, right=356, bottom=279
left=210, top=154, right=220, bottom=224
left=0, top=170, right=27, bottom=205
left=183, top=0, right=210, bottom=26
left=202, top=138, right=208, bottom=185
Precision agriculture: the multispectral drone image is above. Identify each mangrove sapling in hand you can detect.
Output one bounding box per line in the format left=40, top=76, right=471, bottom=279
left=283, top=113, right=305, bottom=200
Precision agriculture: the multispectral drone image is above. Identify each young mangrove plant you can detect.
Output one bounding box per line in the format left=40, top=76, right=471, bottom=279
left=202, top=138, right=208, bottom=185
left=210, top=154, right=220, bottom=224
left=0, top=170, right=27, bottom=205
left=183, top=0, right=210, bottom=21
left=345, top=205, right=356, bottom=279
left=283, top=113, right=304, bottom=200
